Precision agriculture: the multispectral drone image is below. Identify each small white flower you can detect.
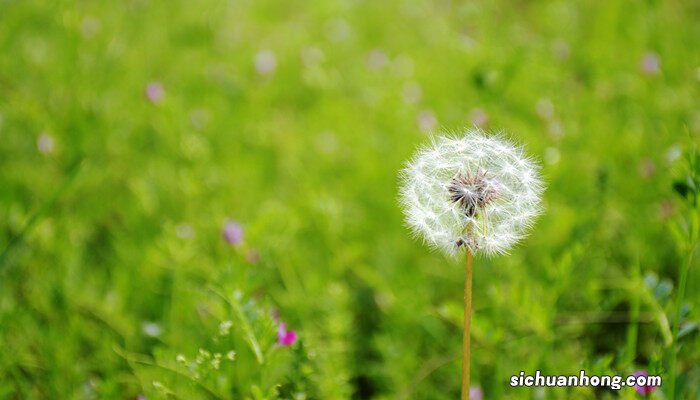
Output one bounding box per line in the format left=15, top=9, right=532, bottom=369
left=142, top=322, right=162, bottom=337
left=219, top=320, right=233, bottom=336
left=254, top=50, right=277, bottom=76
left=399, top=129, right=544, bottom=256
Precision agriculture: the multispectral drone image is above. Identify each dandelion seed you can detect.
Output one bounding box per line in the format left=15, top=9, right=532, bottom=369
left=176, top=354, right=186, bottom=364
left=226, top=351, right=236, bottom=360
left=145, top=82, right=165, bottom=104
left=277, top=322, right=298, bottom=346
left=222, top=220, right=244, bottom=246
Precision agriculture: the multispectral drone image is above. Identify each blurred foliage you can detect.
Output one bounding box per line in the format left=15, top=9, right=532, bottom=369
left=0, top=0, right=699, bottom=399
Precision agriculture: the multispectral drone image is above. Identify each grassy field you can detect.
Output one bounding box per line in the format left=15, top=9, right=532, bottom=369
left=1, top=0, right=699, bottom=399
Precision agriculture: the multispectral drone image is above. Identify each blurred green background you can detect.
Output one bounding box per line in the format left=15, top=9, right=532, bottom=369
left=1, top=0, right=699, bottom=399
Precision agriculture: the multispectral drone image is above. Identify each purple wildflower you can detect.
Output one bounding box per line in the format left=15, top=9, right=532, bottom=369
left=222, top=220, right=244, bottom=246
left=145, top=82, right=165, bottom=104
left=469, top=108, right=489, bottom=128
left=37, top=132, right=55, bottom=155
left=632, top=370, right=658, bottom=396
left=277, top=323, right=297, bottom=347
left=469, top=386, right=483, bottom=400
left=640, top=52, right=660, bottom=75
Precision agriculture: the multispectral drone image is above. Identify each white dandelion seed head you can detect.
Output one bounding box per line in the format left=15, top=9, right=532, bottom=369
left=399, top=129, right=544, bottom=257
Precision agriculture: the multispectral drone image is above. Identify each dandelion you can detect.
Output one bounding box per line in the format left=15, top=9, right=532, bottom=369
left=398, top=129, right=544, bottom=400
left=222, top=220, right=244, bottom=246
left=632, top=370, right=658, bottom=396
left=399, top=130, right=543, bottom=256
left=277, top=322, right=298, bottom=347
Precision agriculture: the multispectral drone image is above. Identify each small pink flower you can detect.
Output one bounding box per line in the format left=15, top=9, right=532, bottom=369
left=640, top=52, right=660, bottom=75
left=222, top=220, right=244, bottom=246
left=367, top=49, right=389, bottom=70
left=417, top=110, right=437, bottom=133
left=277, top=323, right=297, bottom=346
left=632, top=370, right=658, bottom=396
left=638, top=158, right=656, bottom=179
left=145, top=82, right=165, bottom=104
left=245, top=248, right=260, bottom=264
left=469, top=386, right=483, bottom=400
left=37, top=132, right=55, bottom=155
left=469, top=108, right=489, bottom=128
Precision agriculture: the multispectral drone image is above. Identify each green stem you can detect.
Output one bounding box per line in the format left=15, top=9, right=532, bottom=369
left=668, top=244, right=696, bottom=400
left=623, top=260, right=641, bottom=367
left=210, top=288, right=265, bottom=364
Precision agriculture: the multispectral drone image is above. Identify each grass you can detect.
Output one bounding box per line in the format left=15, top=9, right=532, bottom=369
left=0, top=0, right=699, bottom=398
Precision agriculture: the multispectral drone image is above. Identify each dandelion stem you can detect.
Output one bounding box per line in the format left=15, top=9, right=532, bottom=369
left=461, top=249, right=473, bottom=400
